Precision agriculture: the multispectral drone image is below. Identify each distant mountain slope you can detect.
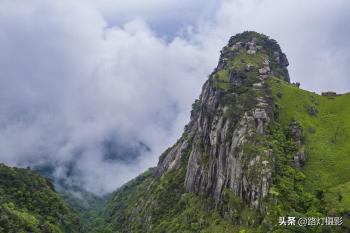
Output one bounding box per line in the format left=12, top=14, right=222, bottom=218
left=98, top=32, right=349, bottom=233
left=0, top=164, right=82, bottom=233
left=270, top=78, right=350, bottom=212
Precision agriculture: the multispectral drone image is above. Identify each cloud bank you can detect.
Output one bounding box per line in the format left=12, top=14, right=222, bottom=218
left=0, top=0, right=349, bottom=194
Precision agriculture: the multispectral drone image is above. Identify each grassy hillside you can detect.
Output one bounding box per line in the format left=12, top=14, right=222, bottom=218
left=0, top=164, right=82, bottom=233
left=269, top=78, right=350, bottom=212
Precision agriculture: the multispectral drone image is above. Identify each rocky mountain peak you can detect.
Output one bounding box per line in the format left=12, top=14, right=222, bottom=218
left=155, top=32, right=290, bottom=214
left=216, top=31, right=290, bottom=84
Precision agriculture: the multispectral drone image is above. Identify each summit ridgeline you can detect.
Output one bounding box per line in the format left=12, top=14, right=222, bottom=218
left=216, top=31, right=289, bottom=84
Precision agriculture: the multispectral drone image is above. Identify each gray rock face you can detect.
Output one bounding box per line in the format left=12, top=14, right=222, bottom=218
left=258, top=67, right=270, bottom=75
left=253, top=109, right=269, bottom=134
left=253, top=82, right=263, bottom=88
left=155, top=32, right=291, bottom=213
left=245, top=63, right=254, bottom=72
left=155, top=139, right=189, bottom=176
left=289, top=121, right=307, bottom=168
left=294, top=151, right=306, bottom=168
left=156, top=76, right=274, bottom=211
left=290, top=121, right=303, bottom=146
left=273, top=50, right=289, bottom=67
left=247, top=41, right=257, bottom=55
left=229, top=70, right=244, bottom=85
left=230, top=42, right=242, bottom=52
left=308, top=106, right=318, bottom=116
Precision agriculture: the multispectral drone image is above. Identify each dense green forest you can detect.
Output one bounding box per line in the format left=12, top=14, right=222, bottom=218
left=0, top=164, right=81, bottom=233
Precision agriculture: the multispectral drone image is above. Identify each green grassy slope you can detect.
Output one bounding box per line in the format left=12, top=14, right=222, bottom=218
left=270, top=78, right=350, bottom=211
left=0, top=164, right=82, bottom=233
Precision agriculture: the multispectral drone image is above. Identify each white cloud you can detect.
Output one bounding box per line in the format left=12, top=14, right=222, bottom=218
left=0, top=1, right=215, bottom=194
left=0, top=0, right=349, bottom=194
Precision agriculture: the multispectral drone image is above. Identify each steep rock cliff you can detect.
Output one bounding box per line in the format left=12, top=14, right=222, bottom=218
left=156, top=31, right=288, bottom=211
left=100, top=31, right=349, bottom=233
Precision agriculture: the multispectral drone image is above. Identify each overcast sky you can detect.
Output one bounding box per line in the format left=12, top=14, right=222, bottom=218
left=0, top=0, right=349, bottom=194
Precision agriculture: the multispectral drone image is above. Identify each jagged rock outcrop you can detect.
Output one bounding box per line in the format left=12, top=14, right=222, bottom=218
left=308, top=106, right=318, bottom=116
left=155, top=31, right=290, bottom=211
left=290, top=121, right=307, bottom=168
left=294, top=151, right=306, bottom=168
left=155, top=139, right=189, bottom=176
